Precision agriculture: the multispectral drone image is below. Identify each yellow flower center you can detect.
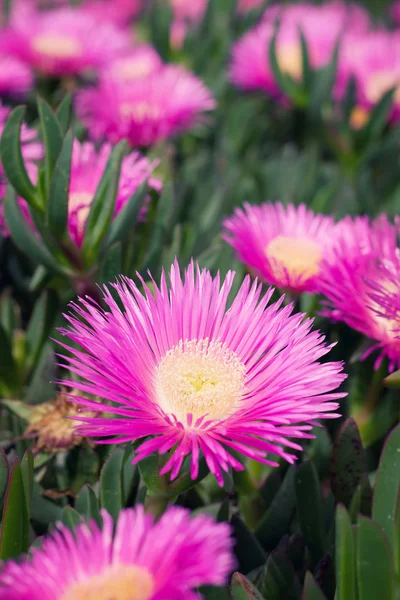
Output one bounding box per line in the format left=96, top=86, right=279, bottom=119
left=154, top=338, right=246, bottom=425
left=32, top=34, right=82, bottom=59
left=369, top=279, right=399, bottom=338
left=116, top=58, right=156, bottom=81
left=350, top=106, right=370, bottom=130
left=266, top=235, right=322, bottom=283
left=277, top=43, right=302, bottom=80
left=120, top=102, right=161, bottom=122
left=365, top=71, right=400, bottom=105
left=61, top=565, right=154, bottom=600
left=69, top=192, right=93, bottom=236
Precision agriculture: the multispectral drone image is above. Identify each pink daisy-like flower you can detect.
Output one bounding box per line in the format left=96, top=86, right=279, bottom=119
left=0, top=53, right=33, bottom=97
left=58, top=261, right=346, bottom=485
left=2, top=3, right=130, bottom=77
left=319, top=215, right=400, bottom=370
left=83, top=0, right=144, bottom=24
left=99, top=45, right=163, bottom=86
left=76, top=65, right=216, bottom=147
left=0, top=102, right=42, bottom=236
left=0, top=506, right=235, bottom=599
left=230, top=1, right=369, bottom=96
left=223, top=203, right=335, bottom=294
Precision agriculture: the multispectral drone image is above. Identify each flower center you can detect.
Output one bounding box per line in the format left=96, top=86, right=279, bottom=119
left=61, top=565, right=154, bottom=600
left=366, top=71, right=400, bottom=105
left=154, top=338, right=246, bottom=425
left=32, top=34, right=82, bottom=59
left=120, top=102, right=161, bottom=122
left=369, top=278, right=400, bottom=339
left=266, top=235, right=322, bottom=283
left=350, top=106, right=370, bottom=129
left=277, top=43, right=302, bottom=80
left=116, top=58, right=156, bottom=81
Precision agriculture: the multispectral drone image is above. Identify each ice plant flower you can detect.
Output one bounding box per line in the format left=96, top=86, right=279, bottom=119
left=319, top=215, right=400, bottom=370
left=58, top=261, right=346, bottom=485
left=169, top=0, right=207, bottom=48
left=24, top=391, right=97, bottom=452
left=99, top=45, right=163, bottom=85
left=83, top=0, right=143, bottom=24
left=0, top=53, right=33, bottom=97
left=0, top=505, right=235, bottom=599
left=223, top=203, right=335, bottom=294
left=2, top=3, right=130, bottom=77
left=76, top=65, right=216, bottom=147
left=230, top=1, right=369, bottom=97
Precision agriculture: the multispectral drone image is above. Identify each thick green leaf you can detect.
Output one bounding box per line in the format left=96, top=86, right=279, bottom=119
left=99, top=242, right=122, bottom=285
left=20, top=449, right=34, bottom=512
left=361, top=87, right=395, bottom=143
left=31, top=480, right=62, bottom=525
left=61, top=506, right=83, bottom=531
left=4, top=186, right=62, bottom=273
left=55, top=93, right=72, bottom=135
left=231, top=517, right=267, bottom=574
left=230, top=572, right=264, bottom=600
left=1, top=399, right=34, bottom=421
left=349, top=476, right=373, bottom=521
left=335, top=504, right=356, bottom=600
left=106, top=182, right=148, bottom=247
left=47, top=129, right=73, bottom=237
left=260, top=552, right=295, bottom=600
left=0, top=449, right=9, bottom=503
left=83, top=141, right=126, bottom=264
left=330, top=418, right=366, bottom=507
left=0, top=106, right=38, bottom=206
left=356, top=516, right=396, bottom=600
left=299, top=29, right=312, bottom=91
left=295, top=462, right=325, bottom=565
left=394, top=490, right=400, bottom=576
left=308, top=42, right=339, bottom=119
left=383, top=369, right=400, bottom=389
left=25, top=289, right=59, bottom=370
left=0, top=460, right=29, bottom=559
left=372, top=423, right=400, bottom=549
left=256, top=466, right=296, bottom=549
left=71, top=445, right=99, bottom=494
left=138, top=453, right=209, bottom=499
left=37, top=97, right=64, bottom=195
left=0, top=321, right=17, bottom=391
left=302, top=572, right=327, bottom=600
left=100, top=448, right=124, bottom=520
left=75, top=484, right=102, bottom=525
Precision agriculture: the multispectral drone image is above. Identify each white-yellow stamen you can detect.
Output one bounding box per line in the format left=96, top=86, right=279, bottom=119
left=61, top=564, right=154, bottom=600
left=266, top=235, right=322, bottom=283
left=32, top=34, right=82, bottom=59
left=116, top=58, right=156, bottom=81
left=154, top=338, right=246, bottom=425
left=277, top=43, right=303, bottom=80
left=120, top=102, right=161, bottom=122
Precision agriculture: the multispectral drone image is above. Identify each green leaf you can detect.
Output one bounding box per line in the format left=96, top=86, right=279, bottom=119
left=1, top=399, right=34, bottom=421
left=31, top=480, right=62, bottom=525
left=4, top=186, right=62, bottom=273
left=55, top=93, right=72, bottom=135
left=230, top=572, right=264, bottom=600
left=330, top=418, right=366, bottom=507
left=100, top=448, right=125, bottom=520
left=295, top=462, right=325, bottom=565
left=47, top=129, right=73, bottom=238
left=361, top=87, right=394, bottom=142
left=394, top=490, right=400, bottom=577
left=356, top=516, right=396, bottom=600
left=299, top=29, right=312, bottom=90
left=260, top=552, right=295, bottom=600
left=0, top=106, right=38, bottom=206
left=99, top=242, right=122, bottom=285
left=308, top=42, right=339, bottom=119
left=0, top=449, right=9, bottom=503
left=0, top=460, right=29, bottom=559
left=20, top=449, right=34, bottom=513
left=372, top=423, right=400, bottom=549
left=268, top=30, right=302, bottom=104
left=25, top=290, right=59, bottom=371
left=74, top=484, right=101, bottom=526
left=383, top=369, right=400, bottom=389
left=71, top=445, right=99, bottom=494
left=0, top=321, right=18, bottom=391
left=82, top=141, right=126, bottom=264
left=302, top=572, right=327, bottom=600
left=349, top=476, right=373, bottom=521
left=256, top=466, right=296, bottom=550
left=61, top=506, right=83, bottom=531
left=231, top=516, right=267, bottom=574
left=336, top=504, right=356, bottom=600
left=106, top=182, right=148, bottom=247
left=37, top=97, right=64, bottom=196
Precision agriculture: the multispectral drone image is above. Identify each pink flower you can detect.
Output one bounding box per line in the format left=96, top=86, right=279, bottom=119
left=319, top=215, right=400, bottom=370
left=237, top=0, right=265, bottom=13
left=337, top=31, right=400, bottom=125
left=0, top=506, right=235, bottom=599
left=230, top=1, right=369, bottom=97
left=0, top=102, right=42, bottom=236
left=58, top=261, right=346, bottom=485
left=99, top=45, right=163, bottom=86
left=223, top=203, right=335, bottom=294
left=169, top=0, right=207, bottom=48
left=76, top=65, right=216, bottom=147
left=83, top=0, right=143, bottom=25
left=2, top=3, right=130, bottom=77
left=0, top=54, right=33, bottom=97
left=391, top=0, right=400, bottom=25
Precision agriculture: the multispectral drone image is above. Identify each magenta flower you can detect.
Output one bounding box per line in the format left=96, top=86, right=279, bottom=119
left=83, top=0, right=143, bottom=25
left=237, top=0, right=265, bottom=13
left=223, top=203, right=335, bottom=294
left=76, top=65, right=216, bottom=147
left=169, top=0, right=207, bottom=48
left=58, top=261, right=346, bottom=485
left=99, top=45, right=163, bottom=86
left=2, top=3, right=130, bottom=77
left=319, top=215, right=400, bottom=370
left=0, top=506, right=235, bottom=599
left=0, top=53, right=33, bottom=97
left=230, top=1, right=369, bottom=97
